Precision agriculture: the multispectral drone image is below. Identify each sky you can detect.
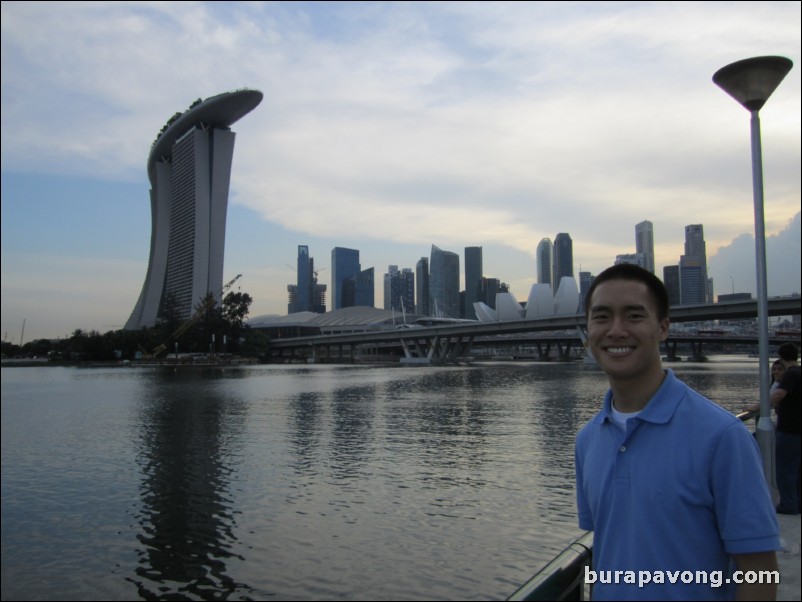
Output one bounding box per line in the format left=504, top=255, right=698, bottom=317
left=2, top=1, right=800, bottom=343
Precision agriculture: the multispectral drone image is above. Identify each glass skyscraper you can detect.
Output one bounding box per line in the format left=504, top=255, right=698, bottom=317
left=680, top=224, right=710, bottom=304
left=429, top=245, right=460, bottom=318
left=636, top=220, right=655, bottom=274
left=464, top=246, right=483, bottom=320
left=331, top=247, right=361, bottom=310
left=416, top=258, right=429, bottom=315
left=553, top=233, right=574, bottom=289
left=536, top=238, right=553, bottom=286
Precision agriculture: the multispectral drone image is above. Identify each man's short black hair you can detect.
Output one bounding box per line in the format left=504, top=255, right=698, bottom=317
left=778, top=343, right=799, bottom=362
left=585, top=264, right=670, bottom=321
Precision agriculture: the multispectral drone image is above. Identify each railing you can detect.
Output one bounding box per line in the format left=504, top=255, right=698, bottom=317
left=507, top=531, right=593, bottom=601
left=506, top=410, right=761, bottom=601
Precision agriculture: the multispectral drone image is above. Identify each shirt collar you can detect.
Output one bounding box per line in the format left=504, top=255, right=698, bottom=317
left=598, top=369, right=684, bottom=425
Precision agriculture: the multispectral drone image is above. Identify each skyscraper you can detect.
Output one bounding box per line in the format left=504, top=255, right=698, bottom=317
left=331, top=247, right=360, bottom=310
left=384, top=265, right=399, bottom=311
left=429, top=245, right=460, bottom=318
left=288, top=245, right=326, bottom=314
left=400, top=268, right=415, bottom=315
left=416, top=258, right=429, bottom=315
left=680, top=224, right=710, bottom=305
left=663, top=265, right=681, bottom=307
left=343, top=268, right=374, bottom=308
left=553, top=233, right=574, bottom=290
left=125, top=90, right=262, bottom=329
left=464, top=246, right=483, bottom=320
left=536, top=238, right=553, bottom=287
left=635, top=220, right=655, bottom=274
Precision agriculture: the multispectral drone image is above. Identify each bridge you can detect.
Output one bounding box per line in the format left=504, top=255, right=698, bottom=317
left=267, top=297, right=801, bottom=364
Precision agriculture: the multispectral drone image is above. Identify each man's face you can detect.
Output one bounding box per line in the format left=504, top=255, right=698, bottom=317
left=587, top=279, right=669, bottom=383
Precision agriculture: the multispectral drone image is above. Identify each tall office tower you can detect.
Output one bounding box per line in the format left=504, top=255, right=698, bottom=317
left=125, top=90, right=263, bottom=329
left=536, top=238, right=553, bottom=286
left=384, top=265, right=400, bottom=311
left=343, top=268, right=375, bottom=307
left=332, top=247, right=360, bottom=309
left=578, top=271, right=595, bottom=313
left=384, top=266, right=415, bottom=313
left=429, top=245, right=460, bottom=318
left=553, top=233, right=574, bottom=291
left=635, top=220, right=655, bottom=274
left=663, top=265, right=681, bottom=307
left=680, top=224, right=709, bottom=305
left=400, top=268, right=415, bottom=314
left=480, top=277, right=501, bottom=309
left=288, top=245, right=326, bottom=313
left=464, top=247, right=483, bottom=320
left=416, top=257, right=430, bottom=315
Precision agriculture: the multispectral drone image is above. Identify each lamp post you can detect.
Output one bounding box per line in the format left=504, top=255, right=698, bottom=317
left=713, top=56, right=792, bottom=485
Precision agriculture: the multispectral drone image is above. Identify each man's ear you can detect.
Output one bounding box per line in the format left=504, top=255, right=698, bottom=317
left=659, top=318, right=670, bottom=341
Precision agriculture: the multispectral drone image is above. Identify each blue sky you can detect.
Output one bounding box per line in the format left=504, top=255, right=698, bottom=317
left=2, top=1, right=800, bottom=343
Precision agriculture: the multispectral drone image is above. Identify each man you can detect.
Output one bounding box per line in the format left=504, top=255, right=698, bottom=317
left=772, top=342, right=801, bottom=514
left=575, top=264, right=779, bottom=600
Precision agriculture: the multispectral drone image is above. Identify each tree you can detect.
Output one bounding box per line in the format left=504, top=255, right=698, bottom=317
left=222, top=291, right=253, bottom=328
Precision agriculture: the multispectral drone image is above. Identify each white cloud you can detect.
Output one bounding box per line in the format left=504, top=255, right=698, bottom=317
left=1, top=1, right=800, bottom=336
left=709, top=212, right=802, bottom=297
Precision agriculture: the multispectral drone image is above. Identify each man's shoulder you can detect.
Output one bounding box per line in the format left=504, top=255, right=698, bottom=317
left=667, top=377, right=743, bottom=429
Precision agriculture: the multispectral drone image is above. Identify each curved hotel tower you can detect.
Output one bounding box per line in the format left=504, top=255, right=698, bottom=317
left=125, top=90, right=262, bottom=330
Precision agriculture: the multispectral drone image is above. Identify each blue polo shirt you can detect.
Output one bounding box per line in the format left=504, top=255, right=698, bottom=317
left=575, top=369, right=779, bottom=600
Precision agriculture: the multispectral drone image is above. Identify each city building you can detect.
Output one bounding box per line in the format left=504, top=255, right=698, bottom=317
left=415, top=257, right=429, bottom=315
left=663, top=265, right=681, bottom=307
left=288, top=245, right=326, bottom=314
left=553, top=233, right=574, bottom=293
left=635, top=220, right=655, bottom=274
left=579, top=271, right=595, bottom=312
left=464, top=247, right=483, bottom=320
left=384, top=266, right=415, bottom=314
left=125, top=89, right=262, bottom=329
left=615, top=253, right=646, bottom=268
left=331, top=247, right=361, bottom=310
left=384, top=265, right=399, bottom=311
left=429, top=245, right=460, bottom=318
left=680, top=224, right=710, bottom=305
left=342, top=268, right=375, bottom=308
left=536, top=238, right=553, bottom=286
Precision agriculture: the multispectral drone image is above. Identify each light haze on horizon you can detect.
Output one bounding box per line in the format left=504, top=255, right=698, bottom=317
left=1, top=1, right=800, bottom=343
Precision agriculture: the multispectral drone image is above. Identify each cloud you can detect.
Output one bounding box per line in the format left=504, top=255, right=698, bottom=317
left=708, top=212, right=801, bottom=297
left=1, top=1, right=800, bottom=337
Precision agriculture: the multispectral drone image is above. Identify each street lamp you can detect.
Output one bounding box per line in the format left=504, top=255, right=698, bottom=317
left=713, top=56, right=792, bottom=485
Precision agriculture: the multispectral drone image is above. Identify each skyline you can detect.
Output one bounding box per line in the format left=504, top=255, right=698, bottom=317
left=2, top=1, right=801, bottom=342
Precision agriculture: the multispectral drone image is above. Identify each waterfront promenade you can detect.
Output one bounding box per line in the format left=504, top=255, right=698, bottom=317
left=778, top=512, right=801, bottom=601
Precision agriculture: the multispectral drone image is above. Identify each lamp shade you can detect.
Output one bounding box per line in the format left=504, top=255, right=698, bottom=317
left=713, top=56, right=793, bottom=111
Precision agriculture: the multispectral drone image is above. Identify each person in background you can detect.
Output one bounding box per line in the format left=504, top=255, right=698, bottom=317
left=772, top=343, right=801, bottom=515
left=575, top=264, right=779, bottom=600
left=770, top=359, right=785, bottom=393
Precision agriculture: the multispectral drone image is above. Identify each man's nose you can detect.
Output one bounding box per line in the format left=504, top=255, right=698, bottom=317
left=606, top=315, right=629, bottom=337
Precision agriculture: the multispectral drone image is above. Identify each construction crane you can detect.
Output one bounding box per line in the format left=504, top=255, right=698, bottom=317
left=144, top=274, right=242, bottom=358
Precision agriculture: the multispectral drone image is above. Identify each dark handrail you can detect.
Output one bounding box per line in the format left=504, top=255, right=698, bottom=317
left=507, top=531, right=593, bottom=601
left=507, top=409, right=759, bottom=601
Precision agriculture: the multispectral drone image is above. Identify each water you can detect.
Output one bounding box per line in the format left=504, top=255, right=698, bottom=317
left=1, top=358, right=761, bottom=601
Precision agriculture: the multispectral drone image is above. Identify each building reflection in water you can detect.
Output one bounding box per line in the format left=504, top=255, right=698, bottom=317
left=129, top=371, right=254, bottom=600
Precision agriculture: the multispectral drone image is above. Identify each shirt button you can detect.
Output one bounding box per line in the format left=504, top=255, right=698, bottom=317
left=619, top=446, right=626, bottom=452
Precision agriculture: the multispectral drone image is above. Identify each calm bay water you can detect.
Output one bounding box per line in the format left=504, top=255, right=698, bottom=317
left=1, top=358, right=761, bottom=601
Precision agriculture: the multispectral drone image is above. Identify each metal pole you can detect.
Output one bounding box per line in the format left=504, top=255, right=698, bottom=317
left=749, top=110, right=775, bottom=489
